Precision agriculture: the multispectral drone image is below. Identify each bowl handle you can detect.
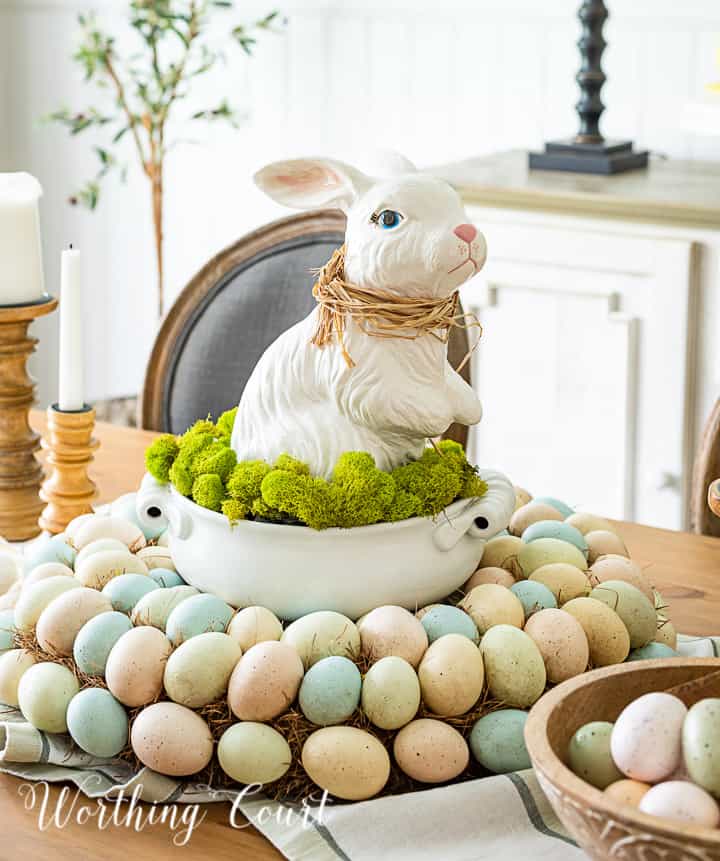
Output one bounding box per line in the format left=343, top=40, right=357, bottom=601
left=432, top=469, right=515, bottom=552
left=135, top=474, right=193, bottom=540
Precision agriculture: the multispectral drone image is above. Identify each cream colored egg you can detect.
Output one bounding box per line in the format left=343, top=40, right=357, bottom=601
left=23, top=562, right=74, bottom=587
left=589, top=581, right=656, bottom=649
left=588, top=556, right=654, bottom=605
left=418, top=633, right=484, bottom=716
left=0, top=554, right=18, bottom=597
left=459, top=583, right=524, bottom=634
left=72, top=515, right=146, bottom=552
left=131, top=702, right=213, bottom=776
left=36, top=588, right=113, bottom=655
left=131, top=585, right=199, bottom=629
left=393, top=719, right=469, bottom=783
left=218, top=722, right=291, bottom=785
left=463, top=567, right=516, bottom=591
left=17, top=662, right=79, bottom=733
left=227, top=641, right=304, bottom=721
left=523, top=608, right=589, bottom=683
left=164, top=632, right=241, bottom=708
left=136, top=546, right=176, bottom=572
left=509, top=502, right=563, bottom=537
left=75, top=550, right=149, bottom=590
left=357, top=606, right=428, bottom=667
left=226, top=606, right=283, bottom=652
left=655, top=616, right=677, bottom=650
left=565, top=512, right=618, bottom=536
left=562, top=597, right=630, bottom=666
left=480, top=625, right=546, bottom=707
left=585, top=530, right=628, bottom=564
left=282, top=611, right=360, bottom=668
left=157, top=531, right=169, bottom=547
left=518, top=539, right=587, bottom=578
left=64, top=513, right=96, bottom=542
left=476, top=536, right=523, bottom=575
left=14, top=575, right=81, bottom=632
left=604, top=779, right=651, bottom=808
left=106, top=626, right=173, bottom=707
left=514, top=487, right=533, bottom=510
left=639, top=781, right=720, bottom=827
left=0, top=581, right=21, bottom=611
left=75, top=538, right=128, bottom=569
left=0, top=649, right=36, bottom=706
left=529, top=563, right=592, bottom=604
left=302, top=727, right=390, bottom=800
left=361, top=656, right=420, bottom=730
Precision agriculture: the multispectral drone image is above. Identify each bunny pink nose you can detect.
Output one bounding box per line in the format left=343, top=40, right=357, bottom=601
left=454, top=223, right=477, bottom=244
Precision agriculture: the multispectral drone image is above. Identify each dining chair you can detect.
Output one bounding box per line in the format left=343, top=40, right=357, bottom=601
left=691, top=397, right=720, bottom=537
left=140, top=210, right=472, bottom=448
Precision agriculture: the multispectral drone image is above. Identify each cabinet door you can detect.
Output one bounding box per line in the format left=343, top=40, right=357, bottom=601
left=460, top=214, right=695, bottom=530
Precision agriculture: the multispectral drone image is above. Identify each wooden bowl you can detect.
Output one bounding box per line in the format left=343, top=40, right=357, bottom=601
left=525, top=658, right=720, bottom=861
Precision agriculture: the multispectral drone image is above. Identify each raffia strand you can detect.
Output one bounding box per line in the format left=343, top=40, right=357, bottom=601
left=311, top=245, right=482, bottom=370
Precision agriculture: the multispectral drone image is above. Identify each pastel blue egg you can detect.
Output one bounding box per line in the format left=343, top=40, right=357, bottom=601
left=627, top=642, right=679, bottom=661
left=148, top=568, right=185, bottom=588
left=66, top=688, right=128, bottom=757
left=110, top=492, right=165, bottom=541
left=102, top=574, right=160, bottom=613
left=0, top=609, right=15, bottom=652
left=165, top=593, right=234, bottom=645
left=521, top=520, right=588, bottom=557
left=299, top=656, right=362, bottom=726
left=24, top=535, right=76, bottom=573
left=73, top=611, right=134, bottom=676
left=510, top=581, right=557, bottom=617
left=532, top=497, right=574, bottom=518
left=470, top=709, right=531, bottom=773
left=419, top=605, right=479, bottom=644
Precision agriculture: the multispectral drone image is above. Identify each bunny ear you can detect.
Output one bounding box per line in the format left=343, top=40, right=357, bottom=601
left=253, top=158, right=371, bottom=212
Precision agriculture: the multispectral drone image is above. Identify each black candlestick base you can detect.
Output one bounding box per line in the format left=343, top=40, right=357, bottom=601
left=529, top=138, right=648, bottom=175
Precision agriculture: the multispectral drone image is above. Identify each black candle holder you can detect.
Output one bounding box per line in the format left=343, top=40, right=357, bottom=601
left=529, top=0, right=648, bottom=175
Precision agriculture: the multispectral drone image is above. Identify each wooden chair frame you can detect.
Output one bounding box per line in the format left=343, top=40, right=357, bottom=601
left=691, top=397, right=720, bottom=536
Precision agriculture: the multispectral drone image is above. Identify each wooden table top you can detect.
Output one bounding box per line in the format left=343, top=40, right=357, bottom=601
left=3, top=409, right=718, bottom=860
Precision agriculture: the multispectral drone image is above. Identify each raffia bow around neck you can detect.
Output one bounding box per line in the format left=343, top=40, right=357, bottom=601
left=311, top=245, right=482, bottom=370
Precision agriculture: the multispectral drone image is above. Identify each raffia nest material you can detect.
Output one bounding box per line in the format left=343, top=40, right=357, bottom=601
left=311, top=245, right=482, bottom=370
left=12, top=629, right=505, bottom=803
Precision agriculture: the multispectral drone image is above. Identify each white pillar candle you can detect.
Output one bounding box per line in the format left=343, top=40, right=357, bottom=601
left=58, top=246, right=84, bottom=412
left=0, top=173, right=46, bottom=304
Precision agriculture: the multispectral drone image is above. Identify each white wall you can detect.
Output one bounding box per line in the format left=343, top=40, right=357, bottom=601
left=0, top=0, right=718, bottom=408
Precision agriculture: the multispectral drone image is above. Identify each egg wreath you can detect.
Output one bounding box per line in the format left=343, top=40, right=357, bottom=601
left=0, top=467, right=678, bottom=803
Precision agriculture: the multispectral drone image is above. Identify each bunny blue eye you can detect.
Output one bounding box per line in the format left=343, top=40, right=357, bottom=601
left=373, top=209, right=403, bottom=229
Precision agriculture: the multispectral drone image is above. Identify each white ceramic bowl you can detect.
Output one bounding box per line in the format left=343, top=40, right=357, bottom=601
left=136, top=469, right=515, bottom=620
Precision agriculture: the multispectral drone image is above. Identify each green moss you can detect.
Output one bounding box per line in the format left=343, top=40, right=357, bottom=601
left=192, top=474, right=224, bottom=512
left=273, top=454, right=310, bottom=475
left=169, top=459, right=194, bottom=497
left=222, top=497, right=248, bottom=523
left=385, top=489, right=422, bottom=522
left=191, top=442, right=237, bottom=480
left=331, top=452, right=395, bottom=528
left=260, top=471, right=336, bottom=530
left=227, top=460, right=272, bottom=506
left=216, top=407, right=237, bottom=438
left=391, top=452, right=463, bottom=517
left=145, top=434, right=179, bottom=483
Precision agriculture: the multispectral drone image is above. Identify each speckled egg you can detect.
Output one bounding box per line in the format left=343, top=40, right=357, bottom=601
left=604, top=779, right=651, bottom=807
left=131, top=585, right=199, bottom=629
left=479, top=625, right=546, bottom=707
left=23, top=561, right=74, bottom=586
left=568, top=721, right=623, bottom=789
left=463, top=567, right=516, bottom=590
left=14, top=575, right=81, bottom=632
left=0, top=649, right=35, bottom=705
left=36, top=587, right=113, bottom=655
left=562, top=597, right=630, bottom=666
left=227, top=640, right=304, bottom=721
left=510, top=581, right=557, bottom=617
left=639, top=781, right=720, bottom=827
left=226, top=606, right=283, bottom=651
left=75, top=550, right=149, bottom=590
left=18, top=662, right=79, bottom=733
left=393, top=719, right=469, bottom=783
left=565, top=512, right=618, bottom=536
left=73, top=611, right=134, bottom=676
left=302, top=727, right=390, bottom=800
left=66, top=688, right=129, bottom=757
left=476, top=536, right=523, bottom=575
left=418, top=633, right=484, bottom=716
left=105, top=626, right=173, bottom=707
left=164, top=632, right=242, bottom=708
left=523, top=608, right=589, bottom=683
left=136, top=546, right=176, bottom=572
left=521, top=520, right=588, bottom=558
left=627, top=643, right=678, bottom=661
left=416, top=604, right=479, bottom=644
left=518, top=538, right=588, bottom=578
left=532, top=496, right=574, bottom=518
left=0, top=609, right=15, bottom=653
left=298, top=656, right=362, bottom=726
left=110, top=492, right=165, bottom=541
left=470, top=709, right=531, bottom=773
left=509, top=503, right=564, bottom=537
left=131, top=702, right=213, bottom=776
left=75, top=538, right=128, bottom=570
left=611, top=692, right=687, bottom=782
left=72, top=515, right=146, bottom=553
left=528, top=563, right=591, bottom=604
left=356, top=606, right=426, bottom=668
left=102, top=573, right=159, bottom=613
left=588, top=581, right=656, bottom=649
left=584, top=530, right=628, bottom=564
left=282, top=611, right=361, bottom=668
left=24, top=535, right=76, bottom=573
left=218, top=722, right=292, bottom=784
left=147, top=568, right=185, bottom=589
left=459, top=583, right=524, bottom=634
left=683, top=698, right=720, bottom=796
left=361, top=656, right=420, bottom=730
left=588, top=556, right=654, bottom=605
left=165, top=593, right=234, bottom=645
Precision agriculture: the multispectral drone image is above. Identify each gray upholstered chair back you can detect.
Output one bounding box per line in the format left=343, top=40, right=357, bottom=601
left=141, top=211, right=471, bottom=446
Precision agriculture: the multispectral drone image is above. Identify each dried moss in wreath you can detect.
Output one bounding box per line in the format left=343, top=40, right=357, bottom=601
left=145, top=408, right=487, bottom=529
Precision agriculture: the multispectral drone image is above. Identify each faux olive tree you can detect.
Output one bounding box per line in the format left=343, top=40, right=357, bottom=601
left=49, top=1, right=280, bottom=317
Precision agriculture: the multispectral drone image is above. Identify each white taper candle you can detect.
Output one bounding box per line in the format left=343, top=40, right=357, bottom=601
left=58, top=245, right=84, bottom=411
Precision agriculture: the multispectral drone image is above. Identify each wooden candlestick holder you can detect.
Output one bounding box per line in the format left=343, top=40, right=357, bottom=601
left=39, top=404, right=99, bottom=535
left=0, top=297, right=58, bottom=540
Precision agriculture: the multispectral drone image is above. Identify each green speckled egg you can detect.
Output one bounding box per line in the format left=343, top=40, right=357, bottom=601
left=568, top=721, right=623, bottom=789
left=66, top=688, right=128, bottom=757
left=165, top=593, right=234, bottom=645
left=164, top=632, right=241, bottom=707
left=683, top=698, right=720, bottom=796
left=131, top=585, right=199, bottom=630
left=518, top=538, right=587, bottom=577
left=148, top=568, right=185, bottom=588
left=470, top=709, right=530, bottom=773
left=218, top=722, right=291, bottom=785
left=627, top=642, right=678, bottom=661
left=480, top=625, right=546, bottom=708
left=0, top=609, right=15, bottom=653
left=417, top=605, right=479, bottom=644
left=17, top=662, right=79, bottom=733
left=103, top=573, right=160, bottom=613
left=521, top=521, right=588, bottom=557
left=299, top=656, right=361, bottom=726
left=24, top=535, right=76, bottom=574
left=510, top=581, right=557, bottom=617
left=589, top=580, right=656, bottom=649
left=73, top=611, right=134, bottom=676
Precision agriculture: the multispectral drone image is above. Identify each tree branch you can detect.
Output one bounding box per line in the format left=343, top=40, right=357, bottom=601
left=103, top=52, right=150, bottom=177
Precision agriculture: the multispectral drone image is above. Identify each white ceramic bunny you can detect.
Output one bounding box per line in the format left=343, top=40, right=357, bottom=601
left=231, top=156, right=486, bottom=478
